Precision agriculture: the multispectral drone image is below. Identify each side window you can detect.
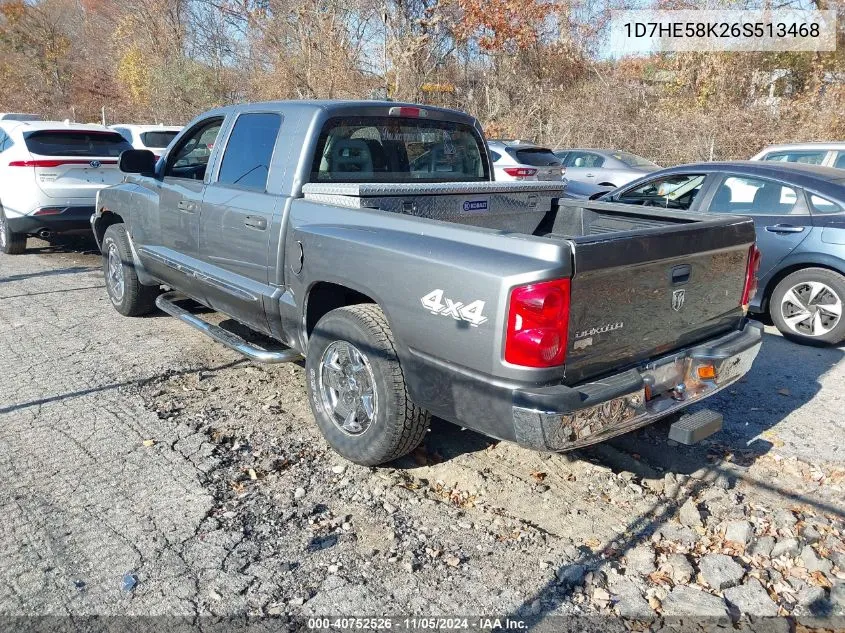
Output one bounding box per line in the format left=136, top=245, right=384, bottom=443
left=809, top=194, right=843, bottom=214
left=710, top=176, right=801, bottom=215
left=489, top=150, right=502, bottom=162
left=567, top=152, right=604, bottom=168
left=0, top=130, right=8, bottom=152
left=582, top=153, right=605, bottom=168
left=217, top=113, right=282, bottom=191
left=833, top=152, right=845, bottom=170
left=617, top=173, right=706, bottom=210
left=554, top=151, right=568, bottom=163
left=762, top=150, right=826, bottom=165
left=165, top=118, right=223, bottom=181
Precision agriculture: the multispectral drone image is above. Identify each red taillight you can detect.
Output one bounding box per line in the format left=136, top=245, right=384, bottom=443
left=741, top=244, right=761, bottom=307
left=388, top=106, right=428, bottom=118
left=503, top=167, right=538, bottom=178
left=33, top=207, right=63, bottom=216
left=9, top=159, right=117, bottom=167
left=505, top=279, right=571, bottom=368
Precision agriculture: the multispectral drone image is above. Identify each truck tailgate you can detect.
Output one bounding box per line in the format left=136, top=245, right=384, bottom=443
left=548, top=202, right=756, bottom=384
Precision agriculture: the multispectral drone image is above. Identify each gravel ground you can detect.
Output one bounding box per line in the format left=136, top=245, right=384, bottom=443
left=1, top=237, right=844, bottom=629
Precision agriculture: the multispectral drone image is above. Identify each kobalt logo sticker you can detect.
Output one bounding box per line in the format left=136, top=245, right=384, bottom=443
left=462, top=200, right=488, bottom=212
left=421, top=289, right=488, bottom=326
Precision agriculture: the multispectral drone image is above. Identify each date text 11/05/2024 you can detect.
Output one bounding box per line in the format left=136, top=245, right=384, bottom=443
left=306, top=618, right=527, bottom=630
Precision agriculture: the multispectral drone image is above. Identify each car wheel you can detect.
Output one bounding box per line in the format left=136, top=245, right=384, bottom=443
left=101, top=224, right=159, bottom=316
left=0, top=206, right=26, bottom=255
left=305, top=304, right=431, bottom=466
left=770, top=268, right=845, bottom=345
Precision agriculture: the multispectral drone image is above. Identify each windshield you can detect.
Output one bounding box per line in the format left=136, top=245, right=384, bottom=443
left=24, top=130, right=132, bottom=157
left=612, top=151, right=658, bottom=169
left=310, top=116, right=489, bottom=183
left=141, top=130, right=179, bottom=148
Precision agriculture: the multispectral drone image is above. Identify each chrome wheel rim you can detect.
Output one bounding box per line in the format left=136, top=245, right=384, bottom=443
left=780, top=281, right=842, bottom=337
left=318, top=341, right=377, bottom=436
left=107, top=243, right=125, bottom=303
left=0, top=212, right=7, bottom=248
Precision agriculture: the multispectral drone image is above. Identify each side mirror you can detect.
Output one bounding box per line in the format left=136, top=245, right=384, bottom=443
left=119, top=149, right=157, bottom=175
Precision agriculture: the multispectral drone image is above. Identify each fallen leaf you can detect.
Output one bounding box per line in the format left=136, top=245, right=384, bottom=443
left=248, top=468, right=258, bottom=480
left=809, top=570, right=832, bottom=588
left=142, top=439, right=156, bottom=447
left=530, top=471, right=547, bottom=482
left=584, top=537, right=602, bottom=550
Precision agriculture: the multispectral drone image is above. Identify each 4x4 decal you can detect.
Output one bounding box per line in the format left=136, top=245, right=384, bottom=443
left=421, top=289, right=488, bottom=327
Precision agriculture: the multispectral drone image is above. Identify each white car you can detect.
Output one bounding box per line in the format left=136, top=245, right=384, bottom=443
left=487, top=140, right=563, bottom=181
left=750, top=142, right=845, bottom=170
left=0, top=120, right=132, bottom=254
left=109, top=124, right=182, bottom=158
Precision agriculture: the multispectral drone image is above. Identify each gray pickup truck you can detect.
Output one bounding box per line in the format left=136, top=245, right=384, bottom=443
left=92, top=100, right=763, bottom=465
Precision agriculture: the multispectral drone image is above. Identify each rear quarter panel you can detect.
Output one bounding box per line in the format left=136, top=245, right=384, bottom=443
left=285, top=199, right=573, bottom=384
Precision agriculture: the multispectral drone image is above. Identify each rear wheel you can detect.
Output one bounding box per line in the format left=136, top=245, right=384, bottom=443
left=102, top=224, right=159, bottom=316
left=0, top=207, right=26, bottom=255
left=770, top=268, right=845, bottom=345
left=305, top=304, right=430, bottom=465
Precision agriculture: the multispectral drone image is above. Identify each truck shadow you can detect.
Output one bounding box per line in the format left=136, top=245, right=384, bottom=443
left=413, top=330, right=844, bottom=625
left=24, top=234, right=100, bottom=255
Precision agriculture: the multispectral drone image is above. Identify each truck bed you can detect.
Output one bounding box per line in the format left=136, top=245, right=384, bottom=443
left=301, top=182, right=754, bottom=384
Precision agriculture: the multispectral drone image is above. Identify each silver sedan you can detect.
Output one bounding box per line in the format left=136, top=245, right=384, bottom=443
left=553, top=149, right=660, bottom=188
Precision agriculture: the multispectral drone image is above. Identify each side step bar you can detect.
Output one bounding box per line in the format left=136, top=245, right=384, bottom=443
left=155, top=291, right=302, bottom=364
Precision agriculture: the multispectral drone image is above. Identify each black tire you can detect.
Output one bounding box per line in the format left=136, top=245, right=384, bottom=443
left=305, top=304, right=431, bottom=466
left=770, top=267, right=845, bottom=345
left=0, top=206, right=26, bottom=255
left=101, top=224, right=159, bottom=316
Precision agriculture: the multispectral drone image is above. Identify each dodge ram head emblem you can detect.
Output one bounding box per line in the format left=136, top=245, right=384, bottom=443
left=672, top=289, right=686, bottom=311
left=89, top=160, right=101, bottom=168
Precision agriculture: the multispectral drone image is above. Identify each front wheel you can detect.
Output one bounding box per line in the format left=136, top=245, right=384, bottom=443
left=102, top=224, right=159, bottom=316
left=770, top=268, right=845, bottom=345
left=305, top=304, right=431, bottom=466
left=0, top=207, right=26, bottom=255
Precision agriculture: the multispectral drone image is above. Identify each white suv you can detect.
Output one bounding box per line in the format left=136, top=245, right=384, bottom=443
left=109, top=124, right=182, bottom=158
left=0, top=120, right=132, bottom=254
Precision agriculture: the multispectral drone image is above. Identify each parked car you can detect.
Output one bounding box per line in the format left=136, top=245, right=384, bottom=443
left=92, top=100, right=761, bottom=466
left=488, top=139, right=563, bottom=181
left=600, top=161, right=845, bottom=344
left=0, top=120, right=133, bottom=254
left=561, top=178, right=613, bottom=200
left=0, top=113, right=41, bottom=121
left=751, top=142, right=845, bottom=170
left=554, top=149, right=659, bottom=188
left=109, top=124, right=182, bottom=158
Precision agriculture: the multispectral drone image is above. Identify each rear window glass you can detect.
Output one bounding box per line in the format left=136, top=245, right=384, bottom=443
left=612, top=152, right=658, bottom=169
left=310, top=116, right=488, bottom=183
left=24, top=130, right=132, bottom=157
left=511, top=148, right=561, bottom=166
left=141, top=131, right=179, bottom=148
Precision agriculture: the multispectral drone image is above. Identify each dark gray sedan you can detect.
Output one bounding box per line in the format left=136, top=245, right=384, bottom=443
left=601, top=161, right=845, bottom=345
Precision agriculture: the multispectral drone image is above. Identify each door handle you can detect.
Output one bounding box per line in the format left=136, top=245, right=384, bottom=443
left=765, top=224, right=805, bottom=234
left=177, top=200, right=197, bottom=213
left=244, top=215, right=267, bottom=230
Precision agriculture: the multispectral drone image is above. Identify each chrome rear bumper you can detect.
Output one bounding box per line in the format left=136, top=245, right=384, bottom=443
left=512, top=321, right=763, bottom=451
